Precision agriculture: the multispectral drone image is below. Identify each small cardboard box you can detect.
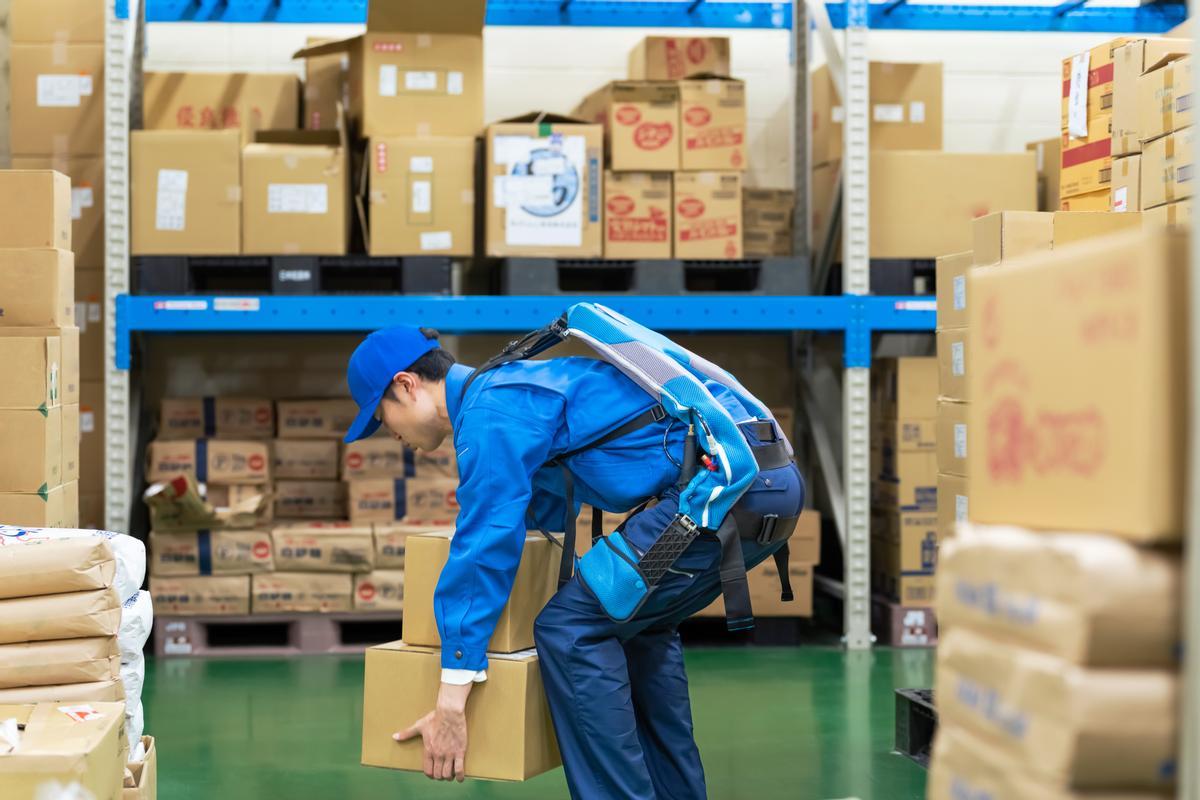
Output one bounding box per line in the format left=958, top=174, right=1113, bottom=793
left=10, top=43, right=104, bottom=157
left=342, top=437, right=413, bottom=480
left=937, top=329, right=969, bottom=402
left=485, top=113, right=604, bottom=258
left=149, top=529, right=275, bottom=576
left=1143, top=197, right=1192, bottom=228
left=0, top=249, right=74, bottom=328
left=1113, top=40, right=1191, bottom=155
left=968, top=229, right=1186, bottom=541
left=354, top=570, right=405, bottom=612
left=361, top=642, right=561, bottom=780
left=1058, top=188, right=1110, bottom=212
left=402, top=531, right=558, bottom=653
left=273, top=480, right=347, bottom=520
left=131, top=130, right=242, bottom=256
left=935, top=251, right=972, bottom=330
left=276, top=399, right=359, bottom=440
left=1111, top=154, right=1141, bottom=212
left=270, top=521, right=374, bottom=572
left=11, top=158, right=103, bottom=266
left=159, top=397, right=274, bottom=440
left=273, top=439, right=340, bottom=480
left=1052, top=209, right=1143, bottom=248
left=936, top=400, right=969, bottom=477
left=678, top=77, right=746, bottom=171
left=970, top=211, right=1053, bottom=267
left=0, top=636, right=119, bottom=690
left=142, top=72, right=300, bottom=142
left=372, top=523, right=449, bottom=569
left=936, top=473, right=968, bottom=541
left=347, top=478, right=459, bottom=525
left=1026, top=137, right=1061, bottom=212
left=243, top=132, right=350, bottom=255
left=1137, top=55, right=1193, bottom=145
left=303, top=37, right=348, bottom=131
left=1060, top=37, right=1134, bottom=131
left=604, top=171, right=672, bottom=259
left=145, top=440, right=271, bottom=485
left=1059, top=114, right=1112, bottom=200
left=364, top=136, right=475, bottom=256
left=673, top=171, right=742, bottom=259
left=122, top=736, right=157, bottom=800
left=871, top=357, right=938, bottom=420
left=0, top=481, right=78, bottom=528
left=252, top=571, right=354, bottom=613
left=574, top=82, right=680, bottom=172
left=74, top=268, right=104, bottom=381
left=11, top=0, right=106, bottom=43
left=150, top=575, right=250, bottom=615
left=0, top=586, right=120, bottom=645
left=0, top=171, right=71, bottom=251
left=0, top=406, right=63, bottom=492
left=0, top=702, right=127, bottom=800
left=628, top=36, right=730, bottom=80
left=0, top=335, right=65, bottom=409
left=1141, top=126, right=1194, bottom=210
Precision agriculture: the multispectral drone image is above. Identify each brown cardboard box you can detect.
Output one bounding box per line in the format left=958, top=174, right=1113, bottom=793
left=871, top=357, right=938, bottom=420
left=142, top=72, right=300, bottom=142
left=812, top=62, right=944, bottom=166
left=678, top=77, right=746, bottom=171
left=273, top=439, right=340, bottom=480
left=935, top=252, right=972, bottom=330
left=373, top=523, right=450, bottom=568
left=79, top=381, right=102, bottom=502
left=937, top=329, right=968, bottom=402
left=968, top=229, right=1186, bottom=541
left=0, top=171, right=72, bottom=250
left=0, top=536, right=114, bottom=600
left=270, top=521, right=373, bottom=572
left=574, top=82, right=680, bottom=172
left=0, top=335, right=65, bottom=409
left=364, top=136, right=475, bottom=256
left=347, top=477, right=459, bottom=525
left=936, top=626, right=1177, bottom=790
left=252, top=572, right=353, bottom=613
left=939, top=523, right=1180, bottom=667
left=61, top=403, right=79, bottom=484
left=742, top=229, right=792, bottom=258
left=1052, top=209, right=1143, bottom=247
left=1137, top=55, right=1193, bottom=144
left=354, top=570, right=404, bottom=612
left=412, top=442, right=457, bottom=479
left=149, top=529, right=275, bottom=576
left=695, top=561, right=814, bottom=618
left=123, top=736, right=157, bottom=800
left=145, top=440, right=271, bottom=485
left=0, top=702, right=126, bottom=800
left=402, top=531, right=558, bottom=653
left=0, top=481, right=78, bottom=528
left=242, top=134, right=350, bottom=255
left=673, top=171, right=742, bottom=259
left=12, top=158, right=103, bottom=266
left=11, top=44, right=104, bottom=157
left=875, top=418, right=936, bottom=453
left=303, top=37, right=348, bottom=131
left=0, top=587, right=120, bottom=645
left=150, top=575, right=250, bottom=615
left=0, top=249, right=74, bottom=328
left=1026, top=137, right=1061, bottom=212
left=276, top=399, right=358, bottom=439
left=1143, top=197, right=1192, bottom=228
left=485, top=113, right=604, bottom=258
left=937, top=400, right=969, bottom=477
left=159, top=397, right=274, bottom=440
left=131, top=130, right=242, bottom=256
left=11, top=0, right=106, bottom=43
left=873, top=450, right=937, bottom=511
left=971, top=211, right=1053, bottom=267
left=361, top=642, right=560, bottom=780
left=1141, top=127, right=1194, bottom=209
left=0, top=407, right=63, bottom=492
left=1059, top=115, right=1112, bottom=200
left=74, top=268, right=103, bottom=381
left=1111, top=154, right=1141, bottom=212
left=936, top=472, right=968, bottom=540
left=342, top=438, right=412, bottom=479
left=870, top=152, right=1037, bottom=259
left=810, top=161, right=838, bottom=251
left=1113, top=40, right=1191, bottom=155
left=628, top=36, right=731, bottom=81
left=0, top=637, right=119, bottom=690
left=1060, top=38, right=1133, bottom=131
left=1058, top=189, right=1110, bottom=212
left=292, top=4, right=485, bottom=139
left=274, top=480, right=347, bottom=520
left=604, top=171, right=672, bottom=259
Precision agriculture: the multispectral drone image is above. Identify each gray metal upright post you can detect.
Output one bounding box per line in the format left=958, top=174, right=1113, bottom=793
left=793, top=0, right=810, bottom=263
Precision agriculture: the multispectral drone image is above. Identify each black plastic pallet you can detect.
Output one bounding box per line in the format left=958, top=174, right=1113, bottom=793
left=497, top=257, right=809, bottom=295
left=152, top=613, right=403, bottom=658
left=895, top=688, right=937, bottom=769
left=133, top=255, right=454, bottom=295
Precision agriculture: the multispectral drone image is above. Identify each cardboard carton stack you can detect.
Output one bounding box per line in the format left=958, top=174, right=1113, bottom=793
left=361, top=530, right=561, bottom=780
left=927, top=225, right=1186, bottom=798
left=1136, top=51, right=1193, bottom=225
left=345, top=436, right=460, bottom=529
left=742, top=189, right=795, bottom=258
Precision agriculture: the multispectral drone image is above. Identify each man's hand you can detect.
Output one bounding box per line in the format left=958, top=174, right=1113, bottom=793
left=394, top=682, right=473, bottom=782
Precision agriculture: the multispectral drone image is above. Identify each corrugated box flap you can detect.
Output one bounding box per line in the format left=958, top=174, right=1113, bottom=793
left=497, top=111, right=590, bottom=126
left=368, top=0, right=487, bottom=34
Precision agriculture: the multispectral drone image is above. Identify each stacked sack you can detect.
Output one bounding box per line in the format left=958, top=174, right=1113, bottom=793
left=0, top=527, right=152, bottom=759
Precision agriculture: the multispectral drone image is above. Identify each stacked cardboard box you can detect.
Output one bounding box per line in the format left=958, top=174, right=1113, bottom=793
left=275, top=399, right=354, bottom=520
left=345, top=437, right=460, bottom=526
left=1138, top=53, right=1193, bottom=224
left=0, top=702, right=132, bottom=798
left=742, top=189, right=795, bottom=258
left=929, top=226, right=1185, bottom=797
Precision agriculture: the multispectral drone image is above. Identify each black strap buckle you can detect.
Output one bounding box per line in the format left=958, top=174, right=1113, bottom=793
left=756, top=514, right=779, bottom=545
left=650, top=405, right=667, bottom=423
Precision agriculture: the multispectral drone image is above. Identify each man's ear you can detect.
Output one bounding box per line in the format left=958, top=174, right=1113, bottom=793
left=391, top=371, right=417, bottom=397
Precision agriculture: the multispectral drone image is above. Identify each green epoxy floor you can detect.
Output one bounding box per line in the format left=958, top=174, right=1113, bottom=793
left=143, top=646, right=933, bottom=800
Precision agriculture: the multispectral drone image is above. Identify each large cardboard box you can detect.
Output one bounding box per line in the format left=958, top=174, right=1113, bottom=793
left=574, top=82, right=680, bottom=172
left=150, top=575, right=251, bottom=615
left=1111, top=154, right=1141, bottom=212
left=0, top=702, right=126, bottom=800
left=1137, top=55, right=1193, bottom=144
left=875, top=418, right=935, bottom=453
left=939, top=524, right=1180, bottom=667
left=673, top=171, right=742, bottom=259
left=276, top=399, right=358, bottom=439
left=936, top=472, right=968, bottom=540
left=871, top=357, right=938, bottom=421
left=251, top=572, right=353, bottom=613
left=873, top=450, right=937, bottom=511
left=11, top=158, right=103, bottom=266
left=364, top=136, right=475, bottom=256
left=0, top=406, right=63, bottom=492
left=361, top=642, right=560, bottom=780
left=936, top=400, right=969, bottom=477
left=0, top=249, right=74, bottom=328
left=935, top=251, right=972, bottom=330
left=74, top=268, right=104, bottom=381
left=0, top=637, right=119, bottom=690
left=11, top=44, right=104, bottom=157
left=936, top=328, right=968, bottom=402
left=678, top=77, right=746, bottom=171
left=142, top=72, right=300, bottom=142
left=1061, top=37, right=1133, bottom=132
left=968, top=230, right=1186, bottom=540
left=353, top=570, right=404, bottom=612
left=485, top=113, right=604, bottom=258
left=1141, top=127, right=1194, bottom=210
left=303, top=37, right=348, bottom=131
left=273, top=439, right=340, bottom=480
left=971, top=211, right=1053, bottom=267
left=270, top=522, right=374, bottom=572
left=0, top=171, right=72, bottom=251
left=242, top=134, right=350, bottom=255
left=131, top=130, right=242, bottom=256
left=870, top=152, right=1037, bottom=259
left=145, top=440, right=271, bottom=485
left=293, top=4, right=485, bottom=139
left=0, top=481, right=78, bottom=528
left=342, top=438, right=412, bottom=480
left=274, top=480, right=347, bottom=520
left=372, top=522, right=449, bottom=569
left=0, top=335, right=66, bottom=409
left=1026, top=137, right=1062, bottom=212
left=812, top=62, right=944, bottom=166
left=159, top=396, right=273, bottom=440
left=936, top=626, right=1177, bottom=790
left=603, top=172, right=672, bottom=259
left=1052, top=209, right=1143, bottom=248
left=1113, top=40, right=1191, bottom=155
left=628, top=36, right=730, bottom=81
left=1144, top=197, right=1192, bottom=228
left=347, top=477, right=459, bottom=525
left=695, top=560, right=814, bottom=618
left=1059, top=114, right=1112, bottom=200
left=402, top=531, right=558, bottom=653
left=0, top=587, right=120, bottom=645
left=149, top=529, right=275, bottom=576
left=11, top=0, right=106, bottom=43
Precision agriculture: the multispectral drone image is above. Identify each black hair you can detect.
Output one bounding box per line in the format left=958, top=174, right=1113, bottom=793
left=406, top=327, right=456, bottom=382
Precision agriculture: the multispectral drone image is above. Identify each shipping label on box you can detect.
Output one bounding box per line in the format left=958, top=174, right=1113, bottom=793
left=575, top=82, right=679, bottom=172
left=1060, top=115, right=1113, bottom=199
left=145, top=440, right=270, bottom=485
left=935, top=473, right=968, bottom=540
left=0, top=171, right=72, bottom=251
left=1137, top=55, right=1194, bottom=145
left=243, top=141, right=349, bottom=256
left=0, top=407, right=63, bottom=493
left=354, top=570, right=404, bottom=611
left=252, top=571, right=353, bottom=613
left=936, top=400, right=969, bottom=477
left=1111, top=154, right=1141, bottom=212
left=970, top=211, right=1053, bottom=267
left=628, top=36, right=731, bottom=81
left=276, top=399, right=358, bottom=440
left=150, top=575, right=250, bottom=615
left=11, top=43, right=104, bottom=157
left=0, top=249, right=74, bottom=329
left=678, top=78, right=746, bottom=171
left=1113, top=41, right=1191, bottom=155
left=159, top=397, right=274, bottom=440
left=273, top=480, right=346, bottom=520
left=1061, top=37, right=1133, bottom=133
left=935, top=251, right=972, bottom=330
left=142, top=72, right=300, bottom=142
left=937, top=329, right=969, bottom=402
left=673, top=171, right=742, bottom=259
left=342, top=438, right=413, bottom=480
left=272, top=439, right=340, bottom=480
left=270, top=521, right=373, bottom=572
left=149, top=529, right=274, bottom=576
left=604, top=171, right=672, bottom=260
left=1141, top=127, right=1194, bottom=210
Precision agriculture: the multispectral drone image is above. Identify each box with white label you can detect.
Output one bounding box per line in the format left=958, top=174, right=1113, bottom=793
left=937, top=329, right=969, bottom=402
left=934, top=252, right=972, bottom=330
left=1112, top=154, right=1140, bottom=213
left=936, top=473, right=968, bottom=540
left=365, top=137, right=475, bottom=256
left=936, top=400, right=969, bottom=477
left=243, top=133, right=349, bottom=256
left=11, top=43, right=104, bottom=157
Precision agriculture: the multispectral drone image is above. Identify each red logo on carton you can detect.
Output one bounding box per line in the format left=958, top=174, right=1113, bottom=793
left=375, top=142, right=389, bottom=174
left=678, top=198, right=706, bottom=218
left=634, top=122, right=673, bottom=150
left=608, top=195, right=636, bottom=216
left=372, top=41, right=404, bottom=53
left=252, top=541, right=270, bottom=560
left=684, top=106, right=712, bottom=127
left=358, top=582, right=377, bottom=601
left=615, top=105, right=641, bottom=126
left=254, top=407, right=270, bottom=424
left=248, top=454, right=265, bottom=471
left=346, top=453, right=364, bottom=470
left=687, top=39, right=708, bottom=65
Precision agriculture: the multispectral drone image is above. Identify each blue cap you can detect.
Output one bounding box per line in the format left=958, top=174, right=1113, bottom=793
left=344, top=326, right=439, bottom=444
